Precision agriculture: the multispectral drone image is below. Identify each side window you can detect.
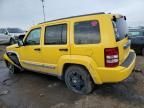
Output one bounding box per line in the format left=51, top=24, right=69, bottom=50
left=25, top=28, right=41, bottom=45
left=45, top=24, right=67, bottom=45
left=74, top=21, right=100, bottom=44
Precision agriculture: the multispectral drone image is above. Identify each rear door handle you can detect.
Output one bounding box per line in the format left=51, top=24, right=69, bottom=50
left=59, top=48, right=68, bottom=51
left=34, top=48, right=41, bottom=51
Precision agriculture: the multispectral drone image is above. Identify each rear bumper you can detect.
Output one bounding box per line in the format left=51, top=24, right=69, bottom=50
left=94, top=50, right=136, bottom=84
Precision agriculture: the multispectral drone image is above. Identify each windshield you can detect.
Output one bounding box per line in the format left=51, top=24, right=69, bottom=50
left=113, top=17, right=128, bottom=41
left=7, top=28, right=24, bottom=33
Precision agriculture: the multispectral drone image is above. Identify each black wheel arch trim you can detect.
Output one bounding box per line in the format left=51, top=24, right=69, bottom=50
left=6, top=51, right=22, bottom=67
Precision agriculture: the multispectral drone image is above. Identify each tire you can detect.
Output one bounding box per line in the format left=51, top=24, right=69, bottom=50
left=7, top=62, right=20, bottom=74
left=9, top=38, right=15, bottom=45
left=142, top=48, right=144, bottom=56
left=64, top=65, right=94, bottom=94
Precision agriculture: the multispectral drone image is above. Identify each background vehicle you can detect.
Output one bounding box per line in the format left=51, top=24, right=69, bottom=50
left=128, top=27, right=144, bottom=56
left=4, top=13, right=136, bottom=94
left=0, top=28, right=25, bottom=45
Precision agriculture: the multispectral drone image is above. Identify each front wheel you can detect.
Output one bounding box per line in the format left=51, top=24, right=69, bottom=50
left=7, top=63, right=20, bottom=74
left=64, top=65, right=94, bottom=94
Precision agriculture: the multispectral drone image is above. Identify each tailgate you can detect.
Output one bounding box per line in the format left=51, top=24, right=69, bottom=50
left=117, top=38, right=130, bottom=64
left=113, top=15, right=130, bottom=65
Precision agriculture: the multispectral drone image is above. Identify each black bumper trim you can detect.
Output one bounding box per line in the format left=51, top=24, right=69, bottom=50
left=121, top=52, right=135, bottom=68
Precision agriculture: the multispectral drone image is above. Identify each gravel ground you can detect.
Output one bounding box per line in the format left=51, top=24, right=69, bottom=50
left=0, top=45, right=144, bottom=108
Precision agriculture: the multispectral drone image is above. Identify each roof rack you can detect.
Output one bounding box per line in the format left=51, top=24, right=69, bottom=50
left=39, top=12, right=105, bottom=24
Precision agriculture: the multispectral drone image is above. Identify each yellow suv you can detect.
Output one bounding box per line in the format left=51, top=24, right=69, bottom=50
left=3, top=13, right=136, bottom=94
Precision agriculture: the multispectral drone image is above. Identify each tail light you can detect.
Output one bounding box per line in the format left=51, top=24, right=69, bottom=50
left=104, top=47, right=119, bottom=67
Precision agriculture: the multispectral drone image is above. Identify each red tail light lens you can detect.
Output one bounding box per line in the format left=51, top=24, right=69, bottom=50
left=104, top=47, right=119, bottom=67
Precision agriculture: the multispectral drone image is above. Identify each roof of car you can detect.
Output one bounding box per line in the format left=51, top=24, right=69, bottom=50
left=39, top=12, right=105, bottom=24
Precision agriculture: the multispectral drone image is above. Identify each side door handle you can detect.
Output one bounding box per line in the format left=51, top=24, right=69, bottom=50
left=59, top=48, right=68, bottom=52
left=34, top=48, right=41, bottom=51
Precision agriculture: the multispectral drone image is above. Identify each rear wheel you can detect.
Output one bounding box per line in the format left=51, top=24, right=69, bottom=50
left=7, top=63, right=20, bottom=74
left=64, top=65, right=94, bottom=94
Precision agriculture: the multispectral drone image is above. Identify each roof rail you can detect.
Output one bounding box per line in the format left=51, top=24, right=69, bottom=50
left=39, top=12, right=105, bottom=24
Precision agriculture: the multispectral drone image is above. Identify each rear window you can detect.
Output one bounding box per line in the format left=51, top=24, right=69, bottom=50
left=74, top=21, right=100, bottom=44
left=113, top=17, right=128, bottom=41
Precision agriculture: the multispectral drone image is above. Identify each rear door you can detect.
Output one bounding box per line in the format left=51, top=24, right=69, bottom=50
left=113, top=16, right=130, bottom=64
left=70, top=18, right=103, bottom=66
left=41, top=22, right=70, bottom=74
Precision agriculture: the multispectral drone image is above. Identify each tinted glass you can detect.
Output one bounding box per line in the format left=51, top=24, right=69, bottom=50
left=7, top=28, right=24, bottom=33
left=113, top=17, right=128, bottom=41
left=25, top=28, right=41, bottom=45
left=45, top=24, right=67, bottom=45
left=74, top=21, right=100, bottom=44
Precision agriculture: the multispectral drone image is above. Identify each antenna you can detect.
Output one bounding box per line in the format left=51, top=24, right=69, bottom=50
left=40, top=0, right=46, bottom=22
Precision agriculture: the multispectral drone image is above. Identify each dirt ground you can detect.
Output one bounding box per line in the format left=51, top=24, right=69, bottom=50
left=0, top=45, right=6, bottom=61
left=0, top=45, right=144, bottom=108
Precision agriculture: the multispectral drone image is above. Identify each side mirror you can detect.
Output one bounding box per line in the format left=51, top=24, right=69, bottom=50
left=17, top=40, right=24, bottom=47
left=19, top=35, right=25, bottom=40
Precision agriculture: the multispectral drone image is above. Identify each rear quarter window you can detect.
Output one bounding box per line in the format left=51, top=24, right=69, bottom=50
left=74, top=20, right=100, bottom=44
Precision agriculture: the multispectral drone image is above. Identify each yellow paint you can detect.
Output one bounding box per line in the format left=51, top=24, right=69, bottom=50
left=3, top=13, right=136, bottom=84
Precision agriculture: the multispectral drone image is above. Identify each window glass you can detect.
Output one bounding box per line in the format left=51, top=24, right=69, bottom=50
left=25, top=28, right=41, bottom=45
left=45, top=24, right=67, bottom=45
left=113, top=17, right=128, bottom=41
left=74, top=21, right=100, bottom=44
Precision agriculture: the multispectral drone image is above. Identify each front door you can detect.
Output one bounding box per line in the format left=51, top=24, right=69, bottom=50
left=19, top=28, right=42, bottom=71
